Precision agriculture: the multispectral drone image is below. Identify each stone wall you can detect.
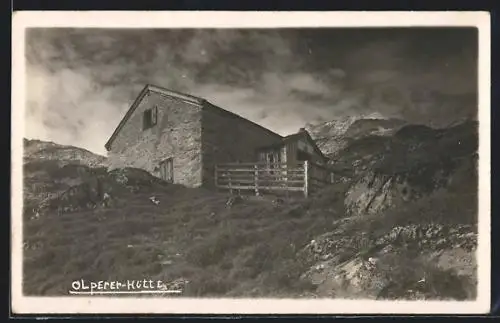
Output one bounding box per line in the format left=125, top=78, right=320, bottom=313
left=200, top=103, right=283, bottom=187
left=107, top=91, right=203, bottom=187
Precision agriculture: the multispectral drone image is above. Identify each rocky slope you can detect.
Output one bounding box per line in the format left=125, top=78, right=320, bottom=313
left=298, top=119, right=478, bottom=299
left=23, top=138, right=107, bottom=167
left=339, top=121, right=478, bottom=217
left=23, top=138, right=108, bottom=214
left=21, top=120, right=479, bottom=300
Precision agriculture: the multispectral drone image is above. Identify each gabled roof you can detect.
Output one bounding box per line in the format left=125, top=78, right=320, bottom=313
left=105, top=84, right=282, bottom=151
left=288, top=130, right=329, bottom=161
left=257, top=129, right=328, bottom=162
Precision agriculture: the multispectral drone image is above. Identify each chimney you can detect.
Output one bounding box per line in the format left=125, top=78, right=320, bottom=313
left=299, top=127, right=306, bottom=133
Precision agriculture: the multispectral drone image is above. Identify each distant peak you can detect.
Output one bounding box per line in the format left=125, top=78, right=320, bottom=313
left=361, top=112, right=387, bottom=120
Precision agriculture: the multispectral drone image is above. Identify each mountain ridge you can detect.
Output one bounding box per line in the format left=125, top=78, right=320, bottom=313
left=23, top=138, right=108, bottom=168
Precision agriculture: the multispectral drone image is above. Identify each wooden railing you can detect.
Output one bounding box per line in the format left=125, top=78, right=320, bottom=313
left=214, top=161, right=333, bottom=197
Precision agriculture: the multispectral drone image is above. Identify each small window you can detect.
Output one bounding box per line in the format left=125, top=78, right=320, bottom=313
left=143, top=106, right=158, bottom=130
left=297, top=150, right=310, bottom=162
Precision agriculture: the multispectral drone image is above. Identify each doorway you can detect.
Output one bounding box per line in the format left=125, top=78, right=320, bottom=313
left=159, top=157, right=174, bottom=183
left=264, top=150, right=281, bottom=175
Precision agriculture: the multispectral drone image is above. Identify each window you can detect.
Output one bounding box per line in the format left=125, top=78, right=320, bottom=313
left=297, top=150, right=310, bottom=162
left=143, top=106, right=158, bottom=130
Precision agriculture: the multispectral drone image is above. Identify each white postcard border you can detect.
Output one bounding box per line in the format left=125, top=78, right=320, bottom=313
left=11, top=11, right=491, bottom=314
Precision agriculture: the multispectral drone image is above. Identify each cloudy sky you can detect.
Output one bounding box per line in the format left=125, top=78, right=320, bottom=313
left=25, top=27, right=478, bottom=155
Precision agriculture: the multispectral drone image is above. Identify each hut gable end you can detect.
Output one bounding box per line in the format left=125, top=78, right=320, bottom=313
left=105, top=85, right=204, bottom=187
left=105, top=84, right=205, bottom=151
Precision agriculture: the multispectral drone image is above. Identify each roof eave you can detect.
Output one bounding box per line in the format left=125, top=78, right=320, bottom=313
left=149, top=84, right=206, bottom=106
left=104, top=85, right=150, bottom=151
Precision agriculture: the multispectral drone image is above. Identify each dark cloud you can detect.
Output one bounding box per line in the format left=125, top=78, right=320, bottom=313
left=25, top=27, right=478, bottom=154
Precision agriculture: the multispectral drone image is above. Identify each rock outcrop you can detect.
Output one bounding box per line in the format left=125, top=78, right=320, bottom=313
left=299, top=220, right=477, bottom=300
left=23, top=139, right=108, bottom=214
left=341, top=121, right=478, bottom=217
left=34, top=167, right=174, bottom=216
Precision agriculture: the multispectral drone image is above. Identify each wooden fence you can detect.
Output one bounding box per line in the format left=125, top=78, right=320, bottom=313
left=214, top=161, right=333, bottom=197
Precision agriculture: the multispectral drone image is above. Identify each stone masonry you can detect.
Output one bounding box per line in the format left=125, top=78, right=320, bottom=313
left=107, top=90, right=203, bottom=187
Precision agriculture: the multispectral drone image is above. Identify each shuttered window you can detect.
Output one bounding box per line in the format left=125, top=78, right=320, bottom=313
left=143, top=106, right=158, bottom=130
left=151, top=105, right=158, bottom=124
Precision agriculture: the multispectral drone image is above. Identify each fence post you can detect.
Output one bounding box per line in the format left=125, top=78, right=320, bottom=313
left=284, top=163, right=289, bottom=199
left=303, top=160, right=309, bottom=198
left=228, top=170, right=233, bottom=195
left=254, top=164, right=260, bottom=196
left=214, top=165, right=218, bottom=189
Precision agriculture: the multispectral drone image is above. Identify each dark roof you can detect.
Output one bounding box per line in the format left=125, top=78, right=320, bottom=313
left=105, top=84, right=282, bottom=151
left=203, top=102, right=283, bottom=140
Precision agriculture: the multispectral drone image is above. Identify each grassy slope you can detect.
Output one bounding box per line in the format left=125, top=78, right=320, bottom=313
left=23, top=170, right=476, bottom=298
left=22, top=122, right=478, bottom=299
left=23, top=176, right=349, bottom=297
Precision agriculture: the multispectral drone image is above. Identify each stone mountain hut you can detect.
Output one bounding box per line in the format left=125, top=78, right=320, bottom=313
left=105, top=84, right=330, bottom=190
